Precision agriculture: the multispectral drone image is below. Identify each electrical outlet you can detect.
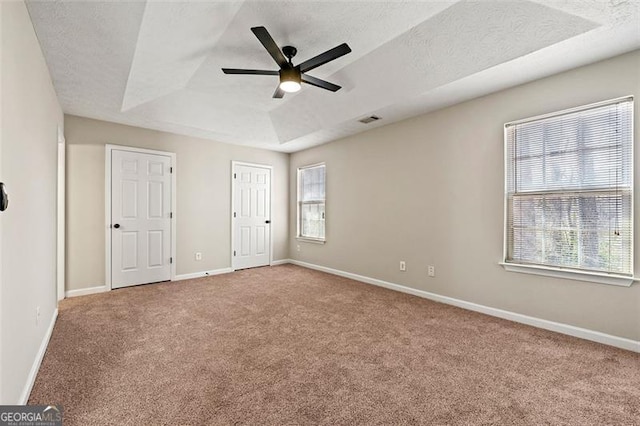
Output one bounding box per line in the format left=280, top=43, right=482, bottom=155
left=36, top=306, right=41, bottom=325
left=297, top=245, right=301, bottom=252
left=400, top=261, right=406, bottom=271
left=195, top=252, right=202, bottom=261
left=428, top=265, right=435, bottom=277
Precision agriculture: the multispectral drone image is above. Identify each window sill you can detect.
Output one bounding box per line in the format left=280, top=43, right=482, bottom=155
left=297, top=237, right=325, bottom=245
left=499, top=262, right=635, bottom=287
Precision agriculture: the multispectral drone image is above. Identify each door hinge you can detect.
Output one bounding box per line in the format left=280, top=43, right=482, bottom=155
left=233, top=251, right=236, bottom=256
left=234, top=173, right=236, bottom=179
left=233, top=212, right=236, bottom=218
left=170, top=212, right=173, bottom=218
left=170, top=167, right=173, bottom=173
left=170, top=257, right=173, bottom=264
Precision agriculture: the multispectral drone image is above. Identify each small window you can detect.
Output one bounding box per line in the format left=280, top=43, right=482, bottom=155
left=298, top=164, right=325, bottom=241
left=504, top=97, right=633, bottom=278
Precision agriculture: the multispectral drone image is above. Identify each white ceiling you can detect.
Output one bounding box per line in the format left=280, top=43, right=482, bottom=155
left=27, top=0, right=640, bottom=153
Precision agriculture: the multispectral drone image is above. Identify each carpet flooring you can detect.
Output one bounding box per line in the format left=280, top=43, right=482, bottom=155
left=29, top=265, right=639, bottom=425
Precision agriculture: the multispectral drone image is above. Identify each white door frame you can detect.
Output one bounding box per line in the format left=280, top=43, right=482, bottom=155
left=57, top=126, right=65, bottom=300
left=231, top=161, right=273, bottom=271
left=105, top=144, right=177, bottom=290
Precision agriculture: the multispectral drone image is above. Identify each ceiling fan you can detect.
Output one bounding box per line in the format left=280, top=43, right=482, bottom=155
left=222, top=26, right=352, bottom=98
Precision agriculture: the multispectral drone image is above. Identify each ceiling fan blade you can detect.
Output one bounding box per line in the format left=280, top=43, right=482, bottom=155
left=301, top=74, right=341, bottom=92
left=298, top=43, right=351, bottom=73
left=222, top=68, right=279, bottom=75
left=273, top=86, right=285, bottom=99
left=251, top=26, right=288, bottom=68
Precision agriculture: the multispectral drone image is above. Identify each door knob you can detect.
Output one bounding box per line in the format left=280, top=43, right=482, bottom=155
left=113, top=224, right=120, bottom=229
left=265, top=220, right=271, bottom=224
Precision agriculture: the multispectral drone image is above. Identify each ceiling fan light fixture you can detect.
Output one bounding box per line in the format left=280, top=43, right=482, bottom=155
left=280, top=80, right=301, bottom=93
left=279, top=67, right=302, bottom=93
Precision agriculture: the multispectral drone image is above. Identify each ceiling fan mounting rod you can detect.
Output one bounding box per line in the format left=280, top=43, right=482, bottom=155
left=282, top=46, right=297, bottom=64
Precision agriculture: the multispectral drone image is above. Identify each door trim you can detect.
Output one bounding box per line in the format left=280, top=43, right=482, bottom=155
left=57, top=126, right=65, bottom=301
left=231, top=161, right=274, bottom=271
left=105, top=144, right=177, bottom=290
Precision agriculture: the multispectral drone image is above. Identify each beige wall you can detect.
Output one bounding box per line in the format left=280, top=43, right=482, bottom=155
left=289, top=50, right=640, bottom=341
left=64, top=115, right=289, bottom=291
left=1, top=1, right=63, bottom=403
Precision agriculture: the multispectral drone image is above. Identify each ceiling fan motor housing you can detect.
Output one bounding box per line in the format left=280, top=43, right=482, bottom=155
left=279, top=66, right=301, bottom=84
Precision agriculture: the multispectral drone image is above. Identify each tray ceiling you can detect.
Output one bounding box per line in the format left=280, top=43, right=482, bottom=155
left=26, top=0, right=640, bottom=152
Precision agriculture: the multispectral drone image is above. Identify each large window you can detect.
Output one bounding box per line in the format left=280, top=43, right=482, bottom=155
left=298, top=163, right=326, bottom=241
left=504, top=97, right=633, bottom=280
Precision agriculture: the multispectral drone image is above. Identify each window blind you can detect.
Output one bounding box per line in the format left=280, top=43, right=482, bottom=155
left=506, top=97, right=633, bottom=275
left=299, top=164, right=325, bottom=240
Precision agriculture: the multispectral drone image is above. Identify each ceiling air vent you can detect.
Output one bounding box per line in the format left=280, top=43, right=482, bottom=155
left=359, top=115, right=381, bottom=124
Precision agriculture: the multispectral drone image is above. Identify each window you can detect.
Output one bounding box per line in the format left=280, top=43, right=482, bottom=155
left=298, top=163, right=326, bottom=241
left=504, top=97, right=633, bottom=281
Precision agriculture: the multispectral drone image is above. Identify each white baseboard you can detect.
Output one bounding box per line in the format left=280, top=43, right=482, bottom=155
left=19, top=308, right=58, bottom=404
left=175, top=262, right=289, bottom=280
left=67, top=267, right=241, bottom=293
left=65, top=285, right=108, bottom=298
left=173, top=267, right=233, bottom=281
left=288, top=259, right=640, bottom=353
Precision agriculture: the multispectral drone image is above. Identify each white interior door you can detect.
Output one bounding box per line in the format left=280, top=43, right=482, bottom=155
left=233, top=164, right=271, bottom=270
left=111, top=149, right=171, bottom=289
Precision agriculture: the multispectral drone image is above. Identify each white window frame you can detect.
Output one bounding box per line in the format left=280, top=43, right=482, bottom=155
left=297, top=163, right=326, bottom=244
left=501, top=96, right=635, bottom=287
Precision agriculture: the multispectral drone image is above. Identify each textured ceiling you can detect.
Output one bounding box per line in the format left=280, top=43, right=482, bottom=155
left=27, top=0, right=640, bottom=152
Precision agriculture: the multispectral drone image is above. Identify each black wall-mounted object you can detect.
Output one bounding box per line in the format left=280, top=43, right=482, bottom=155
left=0, top=183, right=8, bottom=211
